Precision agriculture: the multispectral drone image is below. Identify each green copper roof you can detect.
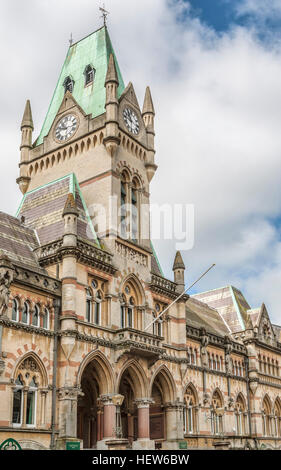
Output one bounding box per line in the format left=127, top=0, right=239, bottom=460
left=36, top=26, right=125, bottom=146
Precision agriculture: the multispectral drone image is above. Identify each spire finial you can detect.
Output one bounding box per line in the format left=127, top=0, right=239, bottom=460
left=69, top=32, right=73, bottom=47
left=99, top=3, right=109, bottom=26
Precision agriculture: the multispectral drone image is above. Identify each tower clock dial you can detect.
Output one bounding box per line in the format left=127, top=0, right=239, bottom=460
left=55, top=114, right=78, bottom=142
left=123, top=107, right=140, bottom=135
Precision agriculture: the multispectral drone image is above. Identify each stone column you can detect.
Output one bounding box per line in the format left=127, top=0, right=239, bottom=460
left=133, top=399, right=155, bottom=450
left=164, top=402, right=185, bottom=449
left=40, top=390, right=48, bottom=427
left=57, top=386, right=83, bottom=438
left=101, top=395, right=116, bottom=439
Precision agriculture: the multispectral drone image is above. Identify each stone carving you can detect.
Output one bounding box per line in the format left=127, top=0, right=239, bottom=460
left=115, top=241, right=148, bottom=267
left=224, top=336, right=233, bottom=375
left=19, top=358, right=39, bottom=372
left=0, top=253, right=14, bottom=317
left=200, top=328, right=209, bottom=367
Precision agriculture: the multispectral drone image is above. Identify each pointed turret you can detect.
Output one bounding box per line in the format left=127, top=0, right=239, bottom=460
left=104, top=53, right=120, bottom=157
left=142, top=87, right=157, bottom=183
left=17, top=100, right=33, bottom=195
left=105, top=53, right=119, bottom=85
left=173, top=251, right=185, bottom=293
left=62, top=193, right=78, bottom=247
left=21, top=100, right=34, bottom=131
left=142, top=86, right=155, bottom=117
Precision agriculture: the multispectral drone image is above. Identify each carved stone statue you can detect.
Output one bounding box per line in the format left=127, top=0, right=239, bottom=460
left=200, top=328, right=209, bottom=367
left=0, top=255, right=14, bottom=317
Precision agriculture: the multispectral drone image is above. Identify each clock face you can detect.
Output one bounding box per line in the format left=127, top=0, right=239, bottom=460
left=123, top=108, right=140, bottom=135
left=55, top=114, right=78, bottom=142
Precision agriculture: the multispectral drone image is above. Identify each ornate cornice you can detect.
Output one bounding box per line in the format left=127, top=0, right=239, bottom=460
left=36, top=238, right=117, bottom=275
left=13, top=265, right=61, bottom=296
left=0, top=317, right=55, bottom=337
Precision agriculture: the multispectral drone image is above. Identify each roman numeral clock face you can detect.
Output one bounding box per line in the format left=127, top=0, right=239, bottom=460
left=123, top=107, right=140, bottom=135
left=55, top=114, right=78, bottom=142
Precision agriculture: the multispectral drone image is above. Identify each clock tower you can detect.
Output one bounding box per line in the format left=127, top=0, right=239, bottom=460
left=17, top=25, right=158, bottom=263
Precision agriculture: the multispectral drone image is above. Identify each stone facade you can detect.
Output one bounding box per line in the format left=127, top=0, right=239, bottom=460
left=0, top=25, right=280, bottom=451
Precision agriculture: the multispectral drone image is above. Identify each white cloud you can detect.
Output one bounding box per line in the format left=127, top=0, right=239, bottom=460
left=1, top=0, right=281, bottom=323
left=236, top=0, right=281, bottom=21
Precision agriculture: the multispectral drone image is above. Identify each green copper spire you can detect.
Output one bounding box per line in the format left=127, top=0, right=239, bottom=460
left=36, top=26, right=125, bottom=146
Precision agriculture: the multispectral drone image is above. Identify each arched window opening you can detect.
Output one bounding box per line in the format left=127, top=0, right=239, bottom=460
left=184, top=386, right=198, bottom=435
left=43, top=308, right=49, bottom=330
left=262, top=396, right=272, bottom=437
left=211, top=391, right=224, bottom=435
left=94, top=291, right=102, bottom=325
left=63, top=76, right=74, bottom=94
left=274, top=400, right=281, bottom=437
left=26, top=376, right=37, bottom=426
left=22, top=301, right=30, bottom=325
left=131, top=178, right=140, bottom=243
left=84, top=65, right=95, bottom=86
left=12, top=375, right=24, bottom=426
left=235, top=394, right=247, bottom=435
left=12, top=299, right=19, bottom=322
left=120, top=278, right=144, bottom=330
left=32, top=304, right=40, bottom=327
left=86, top=288, right=93, bottom=323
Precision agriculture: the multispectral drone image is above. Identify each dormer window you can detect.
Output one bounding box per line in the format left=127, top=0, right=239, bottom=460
left=63, top=76, right=74, bottom=94
left=84, top=65, right=95, bottom=86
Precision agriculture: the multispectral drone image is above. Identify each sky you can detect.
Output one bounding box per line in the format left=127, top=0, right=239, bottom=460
left=1, top=0, right=281, bottom=322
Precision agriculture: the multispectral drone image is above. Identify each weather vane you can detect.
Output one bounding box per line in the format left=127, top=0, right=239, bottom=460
left=69, top=32, right=73, bottom=47
left=99, top=3, right=109, bottom=26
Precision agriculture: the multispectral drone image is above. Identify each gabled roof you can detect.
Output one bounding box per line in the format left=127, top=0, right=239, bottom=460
left=36, top=26, right=125, bottom=146
left=192, top=285, right=251, bottom=334
left=16, top=174, right=100, bottom=247
left=186, top=297, right=230, bottom=337
left=0, top=212, right=45, bottom=274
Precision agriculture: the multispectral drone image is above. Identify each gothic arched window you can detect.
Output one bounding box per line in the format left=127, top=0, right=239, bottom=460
left=131, top=177, right=140, bottom=243
left=12, top=299, right=19, bottom=322
left=94, top=290, right=102, bottom=325
left=262, top=396, right=272, bottom=437
left=184, top=385, right=198, bottom=435
left=12, top=375, right=24, bottom=426
left=84, top=65, right=95, bottom=86
left=22, top=301, right=30, bottom=325
left=32, top=304, right=40, bottom=327
left=86, top=288, right=93, bottom=323
left=43, top=308, right=49, bottom=330
left=63, top=76, right=74, bottom=94
left=12, top=357, right=44, bottom=429
left=211, top=390, right=224, bottom=435
left=235, top=394, right=247, bottom=435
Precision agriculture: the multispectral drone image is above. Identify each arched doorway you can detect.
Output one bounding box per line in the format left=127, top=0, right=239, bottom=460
left=117, top=360, right=148, bottom=446
left=149, top=366, right=179, bottom=445
left=77, top=353, right=113, bottom=449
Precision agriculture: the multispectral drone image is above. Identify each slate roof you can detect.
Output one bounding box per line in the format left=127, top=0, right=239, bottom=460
left=192, top=286, right=251, bottom=334
left=36, top=26, right=125, bottom=146
left=186, top=297, right=230, bottom=337
left=16, top=174, right=99, bottom=247
left=0, top=212, right=45, bottom=273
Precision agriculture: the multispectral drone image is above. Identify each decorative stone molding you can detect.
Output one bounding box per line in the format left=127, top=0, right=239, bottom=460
left=150, top=274, right=178, bottom=299
left=58, top=386, right=84, bottom=401
left=14, top=265, right=61, bottom=296
left=115, top=241, right=148, bottom=267
left=37, top=238, right=116, bottom=275
left=19, top=357, right=39, bottom=372
left=134, top=398, right=154, bottom=408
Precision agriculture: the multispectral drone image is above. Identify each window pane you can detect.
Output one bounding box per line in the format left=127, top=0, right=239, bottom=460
left=86, top=300, right=91, bottom=322
left=26, top=391, right=35, bottom=425
left=43, top=309, right=49, bottom=329
left=13, top=390, right=22, bottom=424
left=22, top=303, right=28, bottom=323
left=12, top=300, right=18, bottom=321
left=32, top=306, right=39, bottom=326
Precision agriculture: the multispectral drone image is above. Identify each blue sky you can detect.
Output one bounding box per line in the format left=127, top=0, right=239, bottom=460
left=180, top=0, right=281, bottom=36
